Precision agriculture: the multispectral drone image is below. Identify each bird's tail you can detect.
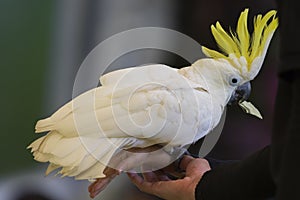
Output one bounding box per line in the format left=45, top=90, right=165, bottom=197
left=27, top=131, right=133, bottom=180
left=35, top=117, right=54, bottom=133
left=35, top=101, right=74, bottom=133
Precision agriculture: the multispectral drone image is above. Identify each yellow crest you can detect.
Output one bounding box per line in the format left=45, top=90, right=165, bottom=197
left=202, top=9, right=278, bottom=80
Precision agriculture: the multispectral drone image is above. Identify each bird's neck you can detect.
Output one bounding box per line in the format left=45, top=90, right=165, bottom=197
left=178, top=62, right=234, bottom=107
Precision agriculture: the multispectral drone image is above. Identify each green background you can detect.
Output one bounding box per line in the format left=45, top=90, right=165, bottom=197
left=0, top=0, right=54, bottom=175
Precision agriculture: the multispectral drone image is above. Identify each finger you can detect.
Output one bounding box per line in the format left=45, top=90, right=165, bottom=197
left=127, top=145, right=162, bottom=153
left=127, top=172, right=156, bottom=194
left=154, top=170, right=171, bottom=181
left=127, top=172, right=147, bottom=190
left=110, top=145, right=174, bottom=173
left=88, top=179, right=99, bottom=193
left=88, top=178, right=111, bottom=193
left=127, top=172, right=178, bottom=199
left=103, top=166, right=120, bottom=177
left=88, top=177, right=113, bottom=198
left=140, top=150, right=173, bottom=170
left=179, top=155, right=194, bottom=171
left=106, top=151, right=129, bottom=170
left=185, top=158, right=211, bottom=177
left=142, top=172, right=159, bottom=182
left=117, top=153, right=144, bottom=171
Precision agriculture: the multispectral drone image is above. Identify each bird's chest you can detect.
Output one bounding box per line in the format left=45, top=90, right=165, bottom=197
left=158, top=90, right=223, bottom=146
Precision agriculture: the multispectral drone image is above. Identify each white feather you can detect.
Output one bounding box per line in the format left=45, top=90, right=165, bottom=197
left=28, top=62, right=229, bottom=180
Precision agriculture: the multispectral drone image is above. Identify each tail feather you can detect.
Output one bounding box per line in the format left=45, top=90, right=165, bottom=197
left=45, top=163, right=60, bottom=176
left=35, top=101, right=73, bottom=134
left=38, top=132, right=62, bottom=153
left=28, top=130, right=135, bottom=180
left=27, top=136, right=46, bottom=152
left=33, top=151, right=52, bottom=162
left=50, top=137, right=83, bottom=158
left=35, top=118, right=54, bottom=133
left=60, top=137, right=134, bottom=179
left=75, top=160, right=107, bottom=180
left=50, top=147, right=86, bottom=167
left=61, top=141, right=105, bottom=178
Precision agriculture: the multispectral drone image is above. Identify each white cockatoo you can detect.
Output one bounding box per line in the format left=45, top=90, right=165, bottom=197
left=28, top=8, right=278, bottom=197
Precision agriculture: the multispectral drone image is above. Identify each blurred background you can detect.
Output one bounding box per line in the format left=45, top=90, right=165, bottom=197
left=0, top=0, right=278, bottom=199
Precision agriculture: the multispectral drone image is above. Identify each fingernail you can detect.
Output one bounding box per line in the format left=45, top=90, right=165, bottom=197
left=127, top=172, right=134, bottom=178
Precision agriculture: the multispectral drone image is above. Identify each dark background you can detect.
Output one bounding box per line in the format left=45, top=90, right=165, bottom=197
left=0, top=0, right=278, bottom=199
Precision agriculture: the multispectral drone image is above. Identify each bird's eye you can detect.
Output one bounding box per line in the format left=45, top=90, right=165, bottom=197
left=229, top=76, right=240, bottom=86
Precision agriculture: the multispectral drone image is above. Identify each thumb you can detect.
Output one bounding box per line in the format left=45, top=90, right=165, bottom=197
left=185, top=158, right=211, bottom=177
left=179, top=155, right=195, bottom=170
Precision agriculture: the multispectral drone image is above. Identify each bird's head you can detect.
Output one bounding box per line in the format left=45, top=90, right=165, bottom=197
left=201, top=8, right=278, bottom=118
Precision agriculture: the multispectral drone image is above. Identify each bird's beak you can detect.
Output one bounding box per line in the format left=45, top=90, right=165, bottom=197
left=228, top=82, right=263, bottom=119
left=228, top=82, right=251, bottom=105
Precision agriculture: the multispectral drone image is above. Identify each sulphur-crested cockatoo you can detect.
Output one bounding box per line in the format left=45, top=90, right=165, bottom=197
left=28, top=8, right=278, bottom=197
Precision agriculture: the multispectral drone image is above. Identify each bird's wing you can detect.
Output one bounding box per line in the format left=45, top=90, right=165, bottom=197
left=29, top=64, right=208, bottom=179
left=99, top=64, right=177, bottom=87
left=35, top=64, right=206, bottom=140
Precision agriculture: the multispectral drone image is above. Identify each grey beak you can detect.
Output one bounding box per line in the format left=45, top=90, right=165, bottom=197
left=228, top=82, right=251, bottom=105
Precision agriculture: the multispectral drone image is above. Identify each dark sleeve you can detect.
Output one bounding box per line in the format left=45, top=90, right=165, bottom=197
left=271, top=1, right=300, bottom=199
left=276, top=0, right=300, bottom=75
left=273, top=75, right=300, bottom=199
left=204, top=157, right=237, bottom=169
left=195, top=146, right=275, bottom=200
left=187, top=152, right=237, bottom=169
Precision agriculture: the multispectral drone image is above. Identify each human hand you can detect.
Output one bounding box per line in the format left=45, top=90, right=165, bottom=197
left=127, top=155, right=211, bottom=200
left=88, top=145, right=186, bottom=198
